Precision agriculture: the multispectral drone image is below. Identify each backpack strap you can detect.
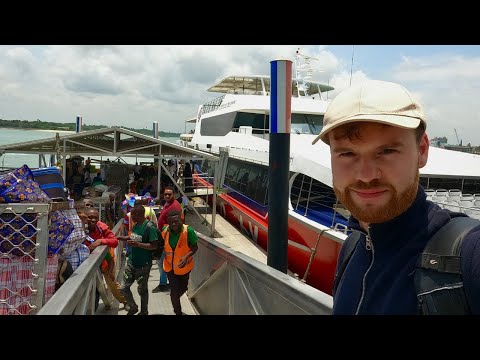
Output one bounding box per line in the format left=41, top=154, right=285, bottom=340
left=415, top=216, right=480, bottom=315
left=142, top=221, right=154, bottom=242
left=332, top=230, right=362, bottom=297
left=143, top=221, right=162, bottom=249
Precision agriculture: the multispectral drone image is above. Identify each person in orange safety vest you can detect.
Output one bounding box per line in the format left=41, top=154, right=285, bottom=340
left=161, top=209, right=198, bottom=315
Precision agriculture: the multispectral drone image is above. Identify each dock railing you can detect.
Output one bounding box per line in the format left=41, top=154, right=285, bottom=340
left=36, top=214, right=333, bottom=315
left=38, top=219, right=125, bottom=315
left=37, top=245, right=109, bottom=315
left=189, top=232, right=333, bottom=315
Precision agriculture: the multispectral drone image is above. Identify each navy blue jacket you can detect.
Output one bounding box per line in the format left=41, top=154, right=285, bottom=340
left=333, top=186, right=480, bottom=315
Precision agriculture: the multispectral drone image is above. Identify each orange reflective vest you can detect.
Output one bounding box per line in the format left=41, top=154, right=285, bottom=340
left=101, top=247, right=115, bottom=274
left=162, top=224, right=194, bottom=275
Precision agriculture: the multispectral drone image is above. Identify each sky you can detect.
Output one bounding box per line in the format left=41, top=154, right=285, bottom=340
left=1, top=45, right=479, bottom=145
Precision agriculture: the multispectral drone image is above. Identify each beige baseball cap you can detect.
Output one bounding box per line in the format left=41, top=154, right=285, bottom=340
left=312, top=80, right=427, bottom=145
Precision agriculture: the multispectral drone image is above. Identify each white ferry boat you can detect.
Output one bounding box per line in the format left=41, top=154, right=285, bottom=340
left=181, top=51, right=480, bottom=294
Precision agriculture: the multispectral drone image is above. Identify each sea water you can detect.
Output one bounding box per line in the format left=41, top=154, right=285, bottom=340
left=0, top=128, right=179, bottom=170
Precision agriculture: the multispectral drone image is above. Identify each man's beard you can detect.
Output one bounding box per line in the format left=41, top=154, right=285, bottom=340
left=334, top=172, right=419, bottom=224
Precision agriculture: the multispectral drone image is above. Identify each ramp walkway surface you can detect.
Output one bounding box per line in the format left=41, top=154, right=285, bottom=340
left=96, top=204, right=266, bottom=315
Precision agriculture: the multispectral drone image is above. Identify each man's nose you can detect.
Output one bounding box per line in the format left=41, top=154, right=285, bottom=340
left=355, top=157, right=380, bottom=183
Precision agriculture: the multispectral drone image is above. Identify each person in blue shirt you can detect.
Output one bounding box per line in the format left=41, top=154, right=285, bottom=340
left=92, top=172, right=103, bottom=185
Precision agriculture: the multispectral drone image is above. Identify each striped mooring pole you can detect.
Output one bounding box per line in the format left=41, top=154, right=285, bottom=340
left=76, top=115, right=82, bottom=133
left=267, top=59, right=292, bottom=273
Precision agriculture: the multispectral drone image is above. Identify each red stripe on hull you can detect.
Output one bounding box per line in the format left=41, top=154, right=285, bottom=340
left=217, top=194, right=341, bottom=295
left=193, top=174, right=341, bottom=295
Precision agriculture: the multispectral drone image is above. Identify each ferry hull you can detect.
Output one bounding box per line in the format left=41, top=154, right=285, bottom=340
left=211, top=192, right=342, bottom=295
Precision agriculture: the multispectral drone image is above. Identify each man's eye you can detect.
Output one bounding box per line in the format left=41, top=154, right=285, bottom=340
left=382, top=148, right=397, bottom=154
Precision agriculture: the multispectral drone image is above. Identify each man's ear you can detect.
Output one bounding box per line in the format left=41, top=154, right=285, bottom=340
left=418, top=133, right=429, bottom=169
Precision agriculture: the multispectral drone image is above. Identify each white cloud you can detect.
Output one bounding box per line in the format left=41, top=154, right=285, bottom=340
left=327, top=70, right=370, bottom=97
left=0, top=45, right=479, bottom=147
left=392, top=54, right=480, bottom=145
left=0, top=45, right=322, bottom=132
left=394, top=55, right=480, bottom=81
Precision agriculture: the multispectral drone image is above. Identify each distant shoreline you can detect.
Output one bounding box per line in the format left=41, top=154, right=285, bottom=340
left=0, top=126, right=181, bottom=137
left=0, top=127, right=75, bottom=134
left=0, top=120, right=181, bottom=137
left=32, top=129, right=75, bottom=134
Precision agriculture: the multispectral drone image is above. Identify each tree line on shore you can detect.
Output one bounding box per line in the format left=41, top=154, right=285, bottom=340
left=0, top=118, right=181, bottom=137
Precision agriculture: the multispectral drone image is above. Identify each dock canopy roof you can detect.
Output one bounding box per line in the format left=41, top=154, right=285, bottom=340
left=0, top=126, right=218, bottom=161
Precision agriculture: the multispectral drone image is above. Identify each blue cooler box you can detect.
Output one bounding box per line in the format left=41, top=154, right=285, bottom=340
left=32, top=167, right=66, bottom=201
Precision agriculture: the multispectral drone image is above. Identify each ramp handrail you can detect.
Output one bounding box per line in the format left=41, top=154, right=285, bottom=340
left=189, top=232, right=333, bottom=315
left=37, top=245, right=108, bottom=315
left=38, top=218, right=125, bottom=315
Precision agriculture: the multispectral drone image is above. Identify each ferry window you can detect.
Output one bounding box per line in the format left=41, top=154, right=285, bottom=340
left=463, top=179, right=480, bottom=194
left=226, top=159, right=251, bottom=192
left=290, top=173, right=339, bottom=214
left=419, top=177, right=429, bottom=189
left=237, top=168, right=250, bottom=192
left=224, top=158, right=269, bottom=205
left=305, top=114, right=323, bottom=134
left=427, top=178, right=463, bottom=191
left=200, top=160, right=215, bottom=184
left=200, top=112, right=237, bottom=136
left=291, top=114, right=310, bottom=134
left=232, top=112, right=267, bottom=131
left=224, top=159, right=241, bottom=189
left=257, top=168, right=269, bottom=205
left=422, top=177, right=480, bottom=195
left=291, top=114, right=324, bottom=135
left=244, top=164, right=268, bottom=205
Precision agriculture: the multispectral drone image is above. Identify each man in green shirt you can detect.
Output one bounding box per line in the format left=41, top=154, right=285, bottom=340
left=118, top=204, right=160, bottom=315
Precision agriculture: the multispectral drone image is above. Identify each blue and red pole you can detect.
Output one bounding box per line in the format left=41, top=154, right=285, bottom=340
left=76, top=115, right=82, bottom=133
left=267, top=59, right=292, bottom=273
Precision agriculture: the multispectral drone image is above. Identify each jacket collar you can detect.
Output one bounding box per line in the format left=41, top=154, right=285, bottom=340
left=347, top=186, right=430, bottom=251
